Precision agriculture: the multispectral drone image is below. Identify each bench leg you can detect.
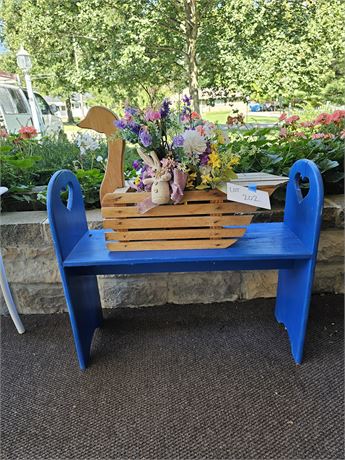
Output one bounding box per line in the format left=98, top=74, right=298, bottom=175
left=275, top=259, right=315, bottom=364
left=63, top=271, right=103, bottom=370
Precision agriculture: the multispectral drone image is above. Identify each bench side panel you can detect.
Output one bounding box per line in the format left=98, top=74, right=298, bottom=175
left=284, top=159, right=324, bottom=254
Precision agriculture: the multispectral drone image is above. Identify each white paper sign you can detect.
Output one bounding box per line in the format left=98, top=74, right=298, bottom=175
left=227, top=183, right=271, bottom=210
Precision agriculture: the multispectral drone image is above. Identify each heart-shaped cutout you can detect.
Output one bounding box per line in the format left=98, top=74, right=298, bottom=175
left=60, top=183, right=74, bottom=210
left=295, top=173, right=310, bottom=203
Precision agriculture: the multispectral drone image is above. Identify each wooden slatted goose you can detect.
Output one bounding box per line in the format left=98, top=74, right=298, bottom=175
left=78, top=106, right=125, bottom=202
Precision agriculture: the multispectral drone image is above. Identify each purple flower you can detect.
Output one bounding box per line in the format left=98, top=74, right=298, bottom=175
left=204, top=141, right=211, bottom=154
left=139, top=128, right=152, bottom=147
left=200, top=152, right=209, bottom=165
left=124, top=106, right=137, bottom=116
left=114, top=119, right=127, bottom=129
left=132, top=160, right=141, bottom=170
left=182, top=94, right=192, bottom=106
left=160, top=99, right=171, bottom=118
left=173, top=134, right=184, bottom=147
left=128, top=121, right=140, bottom=135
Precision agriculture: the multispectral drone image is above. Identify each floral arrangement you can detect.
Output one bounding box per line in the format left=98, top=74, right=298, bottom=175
left=114, top=96, right=239, bottom=206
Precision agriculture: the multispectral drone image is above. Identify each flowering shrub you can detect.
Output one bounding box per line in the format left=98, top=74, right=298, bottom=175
left=18, top=126, right=38, bottom=140
left=231, top=109, right=344, bottom=196
left=279, top=110, right=345, bottom=140
left=115, top=96, right=239, bottom=192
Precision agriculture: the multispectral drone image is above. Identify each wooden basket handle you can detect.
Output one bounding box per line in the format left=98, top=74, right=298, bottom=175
left=78, top=106, right=125, bottom=203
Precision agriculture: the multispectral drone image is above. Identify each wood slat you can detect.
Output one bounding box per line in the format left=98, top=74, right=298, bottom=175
left=101, top=189, right=224, bottom=206
left=103, top=215, right=253, bottom=230
left=105, top=227, right=247, bottom=241
left=101, top=202, right=255, bottom=218
left=106, top=239, right=239, bottom=251
left=102, top=186, right=276, bottom=207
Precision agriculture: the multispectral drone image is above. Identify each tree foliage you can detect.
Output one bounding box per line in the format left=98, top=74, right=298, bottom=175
left=0, top=0, right=344, bottom=108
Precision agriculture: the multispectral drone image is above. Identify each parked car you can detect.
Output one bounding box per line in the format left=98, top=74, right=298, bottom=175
left=249, top=102, right=262, bottom=112
left=0, top=71, right=64, bottom=137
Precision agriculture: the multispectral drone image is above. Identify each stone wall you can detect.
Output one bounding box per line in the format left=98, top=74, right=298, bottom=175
left=1, top=196, right=343, bottom=314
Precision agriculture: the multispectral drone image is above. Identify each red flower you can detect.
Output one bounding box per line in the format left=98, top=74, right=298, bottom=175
left=279, top=113, right=287, bottom=121
left=285, top=115, right=300, bottom=125
left=300, top=121, right=314, bottom=128
left=18, top=126, right=38, bottom=139
left=330, top=110, right=345, bottom=123
left=314, top=113, right=332, bottom=126
left=191, top=111, right=201, bottom=120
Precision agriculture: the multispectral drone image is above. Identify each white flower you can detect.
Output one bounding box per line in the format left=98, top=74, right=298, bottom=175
left=200, top=165, right=211, bottom=175
left=203, top=122, right=216, bottom=137
left=182, top=129, right=207, bottom=156
left=75, top=132, right=100, bottom=155
left=96, top=155, right=103, bottom=162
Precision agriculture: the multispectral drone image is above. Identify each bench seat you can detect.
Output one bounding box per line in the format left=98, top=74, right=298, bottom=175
left=64, top=223, right=312, bottom=275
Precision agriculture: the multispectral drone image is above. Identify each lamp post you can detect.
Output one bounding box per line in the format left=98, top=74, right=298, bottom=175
left=16, top=45, right=41, bottom=133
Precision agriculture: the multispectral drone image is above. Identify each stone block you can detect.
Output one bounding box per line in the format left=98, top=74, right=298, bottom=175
left=240, top=270, right=278, bottom=300
left=167, top=271, right=241, bottom=304
left=314, top=263, right=344, bottom=294
left=99, top=273, right=169, bottom=308
left=317, top=229, right=344, bottom=262
left=323, top=196, right=344, bottom=229
left=0, top=283, right=66, bottom=314
left=1, top=211, right=47, bottom=248
left=2, top=246, right=60, bottom=283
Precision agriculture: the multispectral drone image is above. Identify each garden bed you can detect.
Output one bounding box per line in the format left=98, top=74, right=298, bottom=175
left=0, top=108, right=344, bottom=213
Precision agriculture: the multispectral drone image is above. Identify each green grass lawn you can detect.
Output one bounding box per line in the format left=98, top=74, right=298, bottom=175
left=202, top=111, right=279, bottom=124
left=63, top=111, right=279, bottom=138
left=63, top=122, right=81, bottom=137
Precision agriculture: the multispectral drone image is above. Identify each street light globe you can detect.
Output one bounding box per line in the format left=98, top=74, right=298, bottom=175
left=16, top=45, right=32, bottom=72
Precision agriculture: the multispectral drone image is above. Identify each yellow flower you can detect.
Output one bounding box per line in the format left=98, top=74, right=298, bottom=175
left=215, top=129, right=225, bottom=144
left=134, top=176, right=141, bottom=185
left=201, top=174, right=212, bottom=185
left=186, top=172, right=197, bottom=188
left=208, top=150, right=221, bottom=169
left=228, top=156, right=240, bottom=167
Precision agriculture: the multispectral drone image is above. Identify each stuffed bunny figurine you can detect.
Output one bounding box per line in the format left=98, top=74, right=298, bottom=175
left=137, top=148, right=172, bottom=205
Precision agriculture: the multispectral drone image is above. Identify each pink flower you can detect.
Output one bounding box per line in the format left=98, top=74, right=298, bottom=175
left=18, top=126, right=37, bottom=139
left=294, top=131, right=306, bottom=138
left=191, top=111, right=201, bottom=120
left=330, top=110, right=345, bottom=123
left=145, top=109, right=161, bottom=122
left=124, top=113, right=133, bottom=122
left=312, top=133, right=325, bottom=140
left=314, top=113, right=332, bottom=126
left=300, top=121, right=314, bottom=128
left=279, top=127, right=288, bottom=138
left=196, top=125, right=206, bottom=136
left=279, top=113, right=287, bottom=121
left=0, top=129, right=8, bottom=138
left=285, top=115, right=300, bottom=125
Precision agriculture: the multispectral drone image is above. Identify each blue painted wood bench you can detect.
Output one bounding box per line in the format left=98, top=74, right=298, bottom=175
left=47, top=159, right=323, bottom=370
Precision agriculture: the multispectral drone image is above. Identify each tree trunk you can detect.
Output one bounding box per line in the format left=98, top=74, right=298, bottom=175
left=184, top=0, right=200, bottom=113
left=66, top=97, right=75, bottom=124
